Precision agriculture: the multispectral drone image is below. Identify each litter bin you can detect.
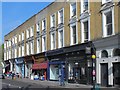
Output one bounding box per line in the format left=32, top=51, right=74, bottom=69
left=95, top=84, right=100, bottom=90
left=41, top=76, right=45, bottom=81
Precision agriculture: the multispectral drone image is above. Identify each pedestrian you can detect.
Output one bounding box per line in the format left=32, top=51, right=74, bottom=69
left=12, top=72, right=15, bottom=80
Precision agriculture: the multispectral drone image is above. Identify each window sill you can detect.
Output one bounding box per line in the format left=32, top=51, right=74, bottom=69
left=102, top=34, right=115, bottom=38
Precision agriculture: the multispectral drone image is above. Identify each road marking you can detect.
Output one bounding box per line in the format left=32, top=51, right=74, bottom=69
left=2, top=82, right=21, bottom=88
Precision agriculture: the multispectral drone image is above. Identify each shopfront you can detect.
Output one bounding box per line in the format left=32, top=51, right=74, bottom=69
left=15, top=58, right=25, bottom=78
left=46, top=48, right=66, bottom=81
left=64, top=42, right=93, bottom=85
left=32, top=61, right=48, bottom=80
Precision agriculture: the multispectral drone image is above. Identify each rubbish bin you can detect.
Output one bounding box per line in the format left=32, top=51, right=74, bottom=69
left=95, top=84, right=100, bottom=90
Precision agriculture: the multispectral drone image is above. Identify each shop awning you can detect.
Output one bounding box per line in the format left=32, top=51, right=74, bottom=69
left=32, top=62, right=48, bottom=70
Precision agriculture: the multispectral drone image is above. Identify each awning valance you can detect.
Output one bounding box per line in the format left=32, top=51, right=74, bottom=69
left=32, top=62, right=48, bottom=70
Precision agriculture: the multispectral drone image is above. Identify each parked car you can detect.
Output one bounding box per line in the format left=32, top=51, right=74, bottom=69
left=0, top=74, right=5, bottom=79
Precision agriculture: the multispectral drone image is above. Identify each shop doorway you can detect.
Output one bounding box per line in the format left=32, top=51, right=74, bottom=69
left=113, top=63, right=120, bottom=86
left=101, top=63, right=108, bottom=87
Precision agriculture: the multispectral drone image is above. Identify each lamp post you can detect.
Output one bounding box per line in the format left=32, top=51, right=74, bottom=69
left=91, top=42, right=97, bottom=90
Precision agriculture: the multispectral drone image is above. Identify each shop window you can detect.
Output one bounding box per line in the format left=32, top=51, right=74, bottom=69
left=101, top=50, right=108, bottom=58
left=113, top=49, right=120, bottom=56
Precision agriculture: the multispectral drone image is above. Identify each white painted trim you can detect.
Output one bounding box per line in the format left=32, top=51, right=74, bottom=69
left=81, top=17, right=90, bottom=43
left=81, top=0, right=90, bottom=13
left=70, top=2, right=76, bottom=18
left=102, top=7, right=114, bottom=38
left=50, top=13, right=56, bottom=28
left=70, top=22, right=78, bottom=46
left=58, top=8, right=64, bottom=24
left=58, top=27, right=64, bottom=48
left=50, top=31, right=56, bottom=50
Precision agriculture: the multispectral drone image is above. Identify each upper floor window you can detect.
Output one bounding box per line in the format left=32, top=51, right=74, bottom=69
left=12, top=37, right=15, bottom=45
left=19, top=34, right=21, bottom=42
left=102, top=0, right=112, bottom=4
left=15, top=36, right=17, bottom=44
left=22, top=32, right=24, bottom=41
left=26, top=29, right=30, bottom=39
left=70, top=25, right=77, bottom=45
left=22, top=45, right=24, bottom=56
left=30, top=26, right=34, bottom=37
left=37, top=38, right=40, bottom=53
left=81, top=0, right=89, bottom=13
left=70, top=3, right=76, bottom=17
left=51, top=32, right=56, bottom=50
left=102, top=9, right=114, bottom=37
left=51, top=14, right=56, bottom=27
left=42, top=36, right=46, bottom=52
left=58, top=29, right=64, bottom=48
left=81, top=19, right=90, bottom=43
left=36, top=22, right=40, bottom=32
left=30, top=41, right=34, bottom=54
left=58, top=9, right=64, bottom=24
left=42, top=19, right=46, bottom=30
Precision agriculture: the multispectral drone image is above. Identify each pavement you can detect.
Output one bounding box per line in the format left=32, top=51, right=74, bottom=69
left=5, top=77, right=120, bottom=89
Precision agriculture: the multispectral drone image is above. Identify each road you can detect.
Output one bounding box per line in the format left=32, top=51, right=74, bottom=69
left=1, top=79, right=119, bottom=90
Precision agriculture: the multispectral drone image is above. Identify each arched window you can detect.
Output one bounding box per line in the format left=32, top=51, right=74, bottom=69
left=101, top=50, right=108, bottom=58
left=113, top=48, right=120, bottom=56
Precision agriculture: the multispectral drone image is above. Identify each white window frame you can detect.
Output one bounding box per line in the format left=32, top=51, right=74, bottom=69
left=37, top=38, right=40, bottom=53
left=30, top=26, right=34, bottom=37
left=81, top=0, right=89, bottom=13
left=26, top=29, right=30, bottom=39
left=22, top=45, right=24, bottom=56
left=19, top=34, right=21, bottom=42
left=4, top=52, right=6, bottom=60
left=36, top=22, right=40, bottom=32
left=58, top=28, right=64, bottom=48
left=42, top=18, right=46, bottom=30
left=102, top=8, right=114, bottom=37
left=102, top=0, right=113, bottom=5
left=22, top=32, right=24, bottom=41
left=58, top=8, right=64, bottom=24
left=26, top=42, right=29, bottom=55
left=19, top=46, right=21, bottom=57
left=15, top=48, right=17, bottom=58
left=50, top=13, right=56, bottom=27
left=70, top=23, right=78, bottom=45
left=70, top=3, right=76, bottom=18
left=15, top=36, right=17, bottom=44
left=30, top=41, right=34, bottom=54
left=81, top=17, right=90, bottom=43
left=51, top=32, right=56, bottom=50
left=42, top=35, right=47, bottom=52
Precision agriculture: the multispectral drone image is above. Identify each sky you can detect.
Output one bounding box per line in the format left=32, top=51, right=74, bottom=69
left=1, top=2, right=53, bottom=44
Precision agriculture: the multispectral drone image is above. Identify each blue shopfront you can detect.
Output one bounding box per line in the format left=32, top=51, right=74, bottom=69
left=15, top=58, right=25, bottom=78
left=46, top=48, right=66, bottom=81
left=48, top=60, right=65, bottom=81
